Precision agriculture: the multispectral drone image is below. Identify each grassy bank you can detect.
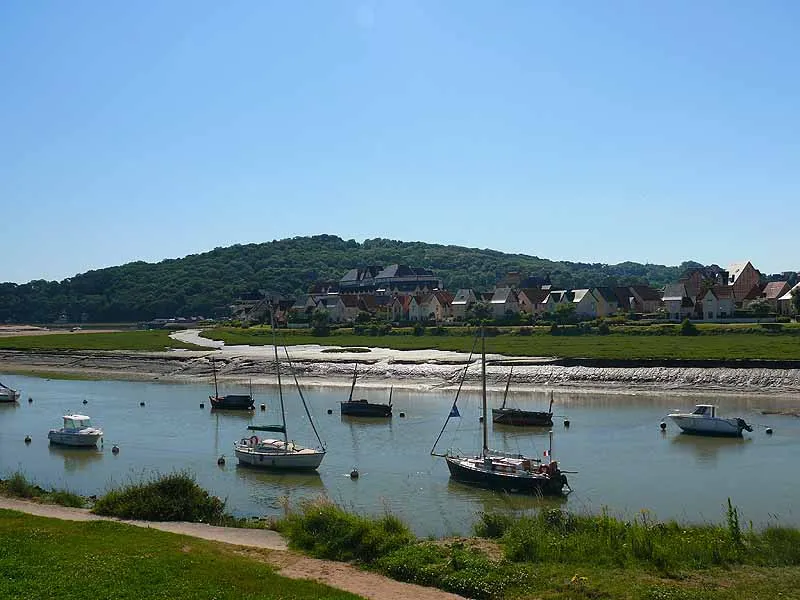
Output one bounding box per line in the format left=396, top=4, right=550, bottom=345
left=279, top=498, right=800, bottom=599
left=0, top=510, right=361, bottom=600
left=0, top=472, right=85, bottom=508
left=0, top=330, right=204, bottom=351
left=204, top=324, right=800, bottom=361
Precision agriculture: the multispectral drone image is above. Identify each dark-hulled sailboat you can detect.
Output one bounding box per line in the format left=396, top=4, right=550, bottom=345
left=208, top=357, right=254, bottom=410
left=432, top=327, right=571, bottom=496
left=340, top=364, right=392, bottom=418
left=491, top=369, right=554, bottom=427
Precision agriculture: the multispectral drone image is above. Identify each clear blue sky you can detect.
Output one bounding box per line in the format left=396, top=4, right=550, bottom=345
left=2, top=1, right=798, bottom=284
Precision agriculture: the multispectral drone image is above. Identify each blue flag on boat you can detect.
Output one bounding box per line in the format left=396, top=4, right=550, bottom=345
left=449, top=403, right=460, bottom=418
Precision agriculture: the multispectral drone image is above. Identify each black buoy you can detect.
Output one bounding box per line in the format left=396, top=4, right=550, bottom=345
left=139, top=401, right=145, bottom=407
left=217, top=456, right=226, bottom=465
left=766, top=427, right=774, bottom=435
left=28, top=397, right=33, bottom=403
left=563, top=419, right=570, bottom=428
left=660, top=421, right=667, bottom=431
left=82, top=399, right=88, bottom=405
left=200, top=402, right=205, bottom=408
left=112, top=445, right=120, bottom=454
left=479, top=416, right=484, bottom=423
left=24, top=435, right=31, bottom=444
left=327, top=409, right=333, bottom=414
left=350, top=468, right=359, bottom=479
left=399, top=412, right=406, bottom=418
left=260, top=403, right=266, bottom=411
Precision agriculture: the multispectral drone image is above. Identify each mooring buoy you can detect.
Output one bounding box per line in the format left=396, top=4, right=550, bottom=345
left=660, top=421, right=667, bottom=431
left=766, top=427, right=774, bottom=435
left=82, top=399, right=88, bottom=405
left=28, top=397, right=33, bottom=403
left=139, top=401, right=145, bottom=407
left=350, top=468, right=359, bottom=479
left=327, top=409, right=333, bottom=414
left=260, top=404, right=266, bottom=411
left=112, top=445, right=120, bottom=454
left=479, top=416, right=484, bottom=423
left=399, top=412, right=406, bottom=418
left=200, top=403, right=205, bottom=409
left=24, top=436, right=31, bottom=444
left=564, top=419, right=571, bottom=428
left=217, top=456, right=226, bottom=465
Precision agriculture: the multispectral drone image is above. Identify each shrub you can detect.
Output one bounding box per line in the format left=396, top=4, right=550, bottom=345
left=429, top=326, right=447, bottom=336
left=412, top=323, right=426, bottom=336
left=516, top=326, right=533, bottom=336
left=92, top=471, right=225, bottom=523
left=278, top=498, right=414, bottom=563
left=680, top=318, right=699, bottom=336
left=474, top=511, right=513, bottom=538
left=597, top=321, right=611, bottom=335
left=760, top=323, right=784, bottom=333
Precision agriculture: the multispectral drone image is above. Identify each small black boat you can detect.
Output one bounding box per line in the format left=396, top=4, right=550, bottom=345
left=340, top=365, right=392, bottom=418
left=492, top=371, right=554, bottom=426
left=209, top=357, right=254, bottom=411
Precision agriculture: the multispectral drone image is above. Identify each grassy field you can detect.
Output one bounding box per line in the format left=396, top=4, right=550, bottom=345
left=204, top=325, right=800, bottom=361
left=0, top=330, right=204, bottom=351
left=0, top=510, right=361, bottom=600
left=279, top=498, right=800, bottom=600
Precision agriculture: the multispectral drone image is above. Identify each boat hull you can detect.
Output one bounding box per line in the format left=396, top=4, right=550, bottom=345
left=48, top=431, right=103, bottom=447
left=210, top=394, right=254, bottom=410
left=234, top=441, right=325, bottom=470
left=445, top=456, right=566, bottom=496
left=669, top=415, right=749, bottom=437
left=0, top=390, right=20, bottom=403
left=492, top=408, right=552, bottom=427
left=340, top=401, right=392, bottom=418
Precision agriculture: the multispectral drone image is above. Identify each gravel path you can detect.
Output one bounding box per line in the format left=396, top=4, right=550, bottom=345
left=0, top=497, right=465, bottom=600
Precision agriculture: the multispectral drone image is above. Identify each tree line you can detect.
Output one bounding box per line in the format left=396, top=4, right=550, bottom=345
left=0, top=234, right=692, bottom=323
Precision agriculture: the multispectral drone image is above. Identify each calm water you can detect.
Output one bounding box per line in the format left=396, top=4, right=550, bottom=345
left=1, top=372, right=799, bottom=536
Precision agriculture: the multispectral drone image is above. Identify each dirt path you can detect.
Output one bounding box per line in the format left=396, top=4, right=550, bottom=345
left=0, top=497, right=465, bottom=600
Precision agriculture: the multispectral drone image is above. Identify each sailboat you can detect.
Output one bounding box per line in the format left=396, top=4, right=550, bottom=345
left=209, top=357, right=254, bottom=410
left=340, top=364, right=393, bottom=417
left=233, top=305, right=326, bottom=470
left=0, top=381, right=20, bottom=403
left=431, top=327, right=571, bottom=495
left=492, top=369, right=554, bottom=427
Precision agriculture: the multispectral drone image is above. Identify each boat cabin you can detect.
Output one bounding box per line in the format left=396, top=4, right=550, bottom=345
left=62, top=414, right=92, bottom=430
left=691, top=405, right=717, bottom=418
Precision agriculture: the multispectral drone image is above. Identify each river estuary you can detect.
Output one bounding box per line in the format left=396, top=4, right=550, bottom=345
left=1, top=372, right=799, bottom=536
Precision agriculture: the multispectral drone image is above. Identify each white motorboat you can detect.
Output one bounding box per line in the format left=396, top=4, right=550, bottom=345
left=668, top=404, right=753, bottom=437
left=48, top=414, right=104, bottom=447
left=233, top=301, right=326, bottom=470
left=0, top=382, right=20, bottom=403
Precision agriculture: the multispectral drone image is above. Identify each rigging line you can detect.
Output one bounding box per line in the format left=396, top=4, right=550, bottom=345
left=279, top=331, right=327, bottom=451
left=430, top=329, right=480, bottom=456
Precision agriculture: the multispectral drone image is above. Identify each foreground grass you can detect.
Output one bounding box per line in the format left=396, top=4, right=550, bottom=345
left=0, top=472, right=85, bottom=508
left=279, top=498, right=800, bottom=599
left=0, top=510, right=361, bottom=600
left=205, top=326, right=800, bottom=361
left=0, top=330, right=204, bottom=351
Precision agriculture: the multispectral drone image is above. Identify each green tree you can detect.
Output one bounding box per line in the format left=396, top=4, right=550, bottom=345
left=554, top=303, right=576, bottom=324
left=468, top=301, right=491, bottom=321
left=792, top=288, right=800, bottom=315
left=311, top=308, right=330, bottom=336
left=749, top=299, right=771, bottom=317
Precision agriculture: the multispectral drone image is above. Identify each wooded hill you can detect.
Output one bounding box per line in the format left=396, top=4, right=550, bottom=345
left=0, top=235, right=696, bottom=323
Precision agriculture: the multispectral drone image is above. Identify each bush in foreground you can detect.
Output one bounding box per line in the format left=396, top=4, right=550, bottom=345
left=0, top=471, right=85, bottom=508
left=92, top=471, right=225, bottom=523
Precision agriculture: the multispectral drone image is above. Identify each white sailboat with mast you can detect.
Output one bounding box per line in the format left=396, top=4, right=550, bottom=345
left=233, top=303, right=326, bottom=470
left=431, top=326, right=570, bottom=495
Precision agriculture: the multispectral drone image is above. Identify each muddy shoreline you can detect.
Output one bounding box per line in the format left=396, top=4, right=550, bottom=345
left=2, top=346, right=800, bottom=398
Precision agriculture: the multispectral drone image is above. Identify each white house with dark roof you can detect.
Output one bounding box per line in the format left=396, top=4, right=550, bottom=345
left=517, top=288, right=549, bottom=315
left=778, top=283, right=800, bottom=316
left=700, top=286, right=735, bottom=320
left=451, top=289, right=477, bottom=319
left=490, top=287, right=520, bottom=318
left=663, top=284, right=694, bottom=320
left=543, top=290, right=569, bottom=314
left=570, top=289, right=599, bottom=318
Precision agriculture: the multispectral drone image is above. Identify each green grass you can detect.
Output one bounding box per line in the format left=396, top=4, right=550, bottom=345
left=92, top=471, right=226, bottom=523
left=0, top=330, right=204, bottom=351
left=277, top=500, right=800, bottom=599
left=0, top=472, right=85, bottom=508
left=0, top=510, right=362, bottom=600
left=204, top=326, right=800, bottom=361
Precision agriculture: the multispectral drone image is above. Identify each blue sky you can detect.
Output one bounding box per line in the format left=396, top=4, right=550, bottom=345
left=1, top=1, right=798, bottom=283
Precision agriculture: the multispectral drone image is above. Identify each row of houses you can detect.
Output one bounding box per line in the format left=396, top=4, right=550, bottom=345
left=664, top=261, right=800, bottom=320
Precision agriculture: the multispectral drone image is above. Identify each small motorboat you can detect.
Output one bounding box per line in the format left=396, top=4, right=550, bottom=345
left=340, top=365, right=392, bottom=418
left=48, top=414, right=104, bottom=447
left=0, top=382, right=20, bottom=403
left=668, top=404, right=753, bottom=437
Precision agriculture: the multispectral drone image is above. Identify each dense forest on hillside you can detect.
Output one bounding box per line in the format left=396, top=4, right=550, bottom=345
left=0, top=235, right=697, bottom=323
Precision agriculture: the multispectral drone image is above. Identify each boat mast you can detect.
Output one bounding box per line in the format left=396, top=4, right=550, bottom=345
left=211, top=357, right=219, bottom=398
left=501, top=366, right=513, bottom=410
left=348, top=364, right=358, bottom=402
left=270, top=303, right=288, bottom=445
left=481, top=325, right=488, bottom=456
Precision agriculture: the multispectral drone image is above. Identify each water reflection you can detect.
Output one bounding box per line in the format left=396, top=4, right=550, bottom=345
left=48, top=445, right=103, bottom=473
left=446, top=480, right=568, bottom=514
left=234, top=465, right=325, bottom=490
left=669, top=434, right=750, bottom=465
